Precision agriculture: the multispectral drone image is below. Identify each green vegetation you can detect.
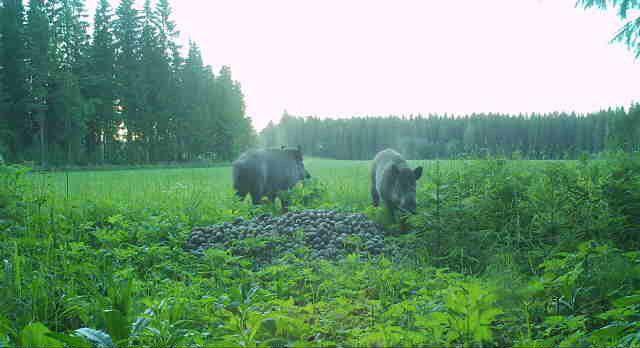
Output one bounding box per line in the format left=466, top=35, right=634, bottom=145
left=1, top=1, right=640, bottom=346
left=261, top=108, right=640, bottom=160
left=2, top=0, right=640, bottom=167
left=578, top=0, right=640, bottom=57
left=2, top=154, right=640, bottom=347
left=0, top=0, right=254, bottom=166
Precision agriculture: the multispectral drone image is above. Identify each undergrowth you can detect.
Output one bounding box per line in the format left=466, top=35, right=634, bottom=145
left=1, top=154, right=639, bottom=347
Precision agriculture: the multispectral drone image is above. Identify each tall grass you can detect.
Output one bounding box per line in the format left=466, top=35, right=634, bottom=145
left=34, top=158, right=568, bottom=217
left=0, top=155, right=638, bottom=347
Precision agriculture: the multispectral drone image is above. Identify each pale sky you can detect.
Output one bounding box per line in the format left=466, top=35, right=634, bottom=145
left=87, top=0, right=640, bottom=131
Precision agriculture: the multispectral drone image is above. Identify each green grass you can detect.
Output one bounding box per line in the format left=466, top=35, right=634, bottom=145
left=2, top=155, right=639, bottom=347
left=40, top=157, right=370, bottom=206
left=35, top=158, right=569, bottom=218
left=33, top=157, right=376, bottom=223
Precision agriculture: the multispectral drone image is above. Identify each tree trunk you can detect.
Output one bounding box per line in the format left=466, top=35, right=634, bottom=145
left=98, top=124, right=105, bottom=164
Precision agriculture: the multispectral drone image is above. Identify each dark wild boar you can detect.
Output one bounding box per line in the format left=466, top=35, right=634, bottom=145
left=371, top=149, right=423, bottom=217
left=233, top=146, right=309, bottom=206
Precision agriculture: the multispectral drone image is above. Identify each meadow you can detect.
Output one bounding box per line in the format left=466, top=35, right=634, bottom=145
left=27, top=158, right=562, bottom=216
left=1, top=154, right=640, bottom=347
left=39, top=158, right=374, bottom=214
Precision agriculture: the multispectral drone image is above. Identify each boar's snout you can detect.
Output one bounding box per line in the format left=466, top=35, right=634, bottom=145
left=405, top=201, right=417, bottom=214
left=399, top=196, right=417, bottom=214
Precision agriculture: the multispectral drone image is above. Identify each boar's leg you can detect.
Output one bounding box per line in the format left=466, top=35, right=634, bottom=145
left=235, top=189, right=248, bottom=202
left=279, top=195, right=291, bottom=213
left=371, top=187, right=380, bottom=207
left=251, top=192, right=263, bottom=205
left=385, top=200, right=397, bottom=222
left=371, top=169, right=380, bottom=206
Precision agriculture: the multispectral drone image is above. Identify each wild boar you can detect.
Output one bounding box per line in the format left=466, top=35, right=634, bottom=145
left=371, top=149, right=423, bottom=217
left=233, top=146, right=308, bottom=206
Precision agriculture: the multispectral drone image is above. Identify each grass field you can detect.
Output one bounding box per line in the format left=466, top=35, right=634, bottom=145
left=40, top=158, right=373, bottom=210
left=33, top=158, right=558, bottom=219
left=2, top=155, right=640, bottom=347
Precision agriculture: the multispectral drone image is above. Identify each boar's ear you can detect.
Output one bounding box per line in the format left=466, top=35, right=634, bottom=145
left=414, top=166, right=423, bottom=180
left=285, top=148, right=303, bottom=161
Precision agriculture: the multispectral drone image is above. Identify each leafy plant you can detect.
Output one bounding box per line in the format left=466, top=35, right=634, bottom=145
left=2, top=156, right=639, bottom=347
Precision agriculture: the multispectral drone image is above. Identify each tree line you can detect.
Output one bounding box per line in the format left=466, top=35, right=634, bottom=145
left=260, top=108, right=640, bottom=160
left=0, top=0, right=255, bottom=166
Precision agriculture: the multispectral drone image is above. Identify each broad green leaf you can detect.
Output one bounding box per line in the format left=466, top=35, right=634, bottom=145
left=103, top=309, right=129, bottom=342
left=0, top=316, right=15, bottom=340
left=46, top=332, right=92, bottom=348
left=261, top=337, right=290, bottom=348
left=260, top=318, right=278, bottom=337
left=613, top=294, right=640, bottom=307
left=590, top=323, right=629, bottom=344
left=19, top=323, right=62, bottom=348
left=75, top=328, right=115, bottom=348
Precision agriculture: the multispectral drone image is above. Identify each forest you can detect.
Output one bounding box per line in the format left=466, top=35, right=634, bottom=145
left=0, top=0, right=255, bottom=166
left=4, top=1, right=640, bottom=168
left=2, top=0, right=640, bottom=347
left=260, top=108, right=640, bottom=160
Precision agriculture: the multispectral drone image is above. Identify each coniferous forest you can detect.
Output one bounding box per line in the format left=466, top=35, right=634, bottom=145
left=2, top=0, right=640, bottom=166
left=260, top=109, right=640, bottom=160
left=0, top=0, right=255, bottom=166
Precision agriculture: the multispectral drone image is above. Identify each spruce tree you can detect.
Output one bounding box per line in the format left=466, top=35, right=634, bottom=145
left=1, top=0, right=29, bottom=161
left=154, top=0, right=180, bottom=161
left=26, top=0, right=49, bottom=165
left=113, top=0, right=141, bottom=162
left=0, top=14, right=11, bottom=158
left=215, top=65, right=253, bottom=160
left=179, top=40, right=206, bottom=161
left=47, top=0, right=90, bottom=164
left=155, top=0, right=179, bottom=58
left=139, top=0, right=163, bottom=162
left=87, top=0, right=115, bottom=163
left=578, top=0, right=640, bottom=57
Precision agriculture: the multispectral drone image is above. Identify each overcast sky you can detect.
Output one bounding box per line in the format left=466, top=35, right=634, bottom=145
left=87, top=0, right=640, bottom=131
